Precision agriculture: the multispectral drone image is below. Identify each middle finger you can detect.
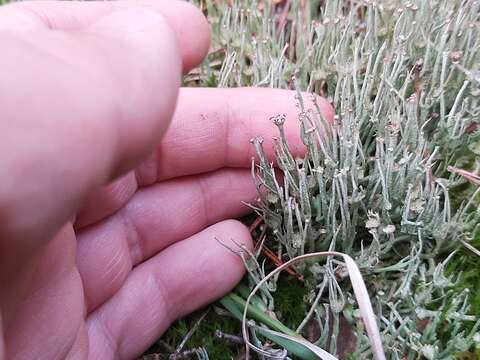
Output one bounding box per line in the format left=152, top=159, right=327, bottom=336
left=76, top=167, right=255, bottom=312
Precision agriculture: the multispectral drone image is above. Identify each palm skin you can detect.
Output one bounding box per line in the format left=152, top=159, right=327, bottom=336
left=0, top=1, right=334, bottom=359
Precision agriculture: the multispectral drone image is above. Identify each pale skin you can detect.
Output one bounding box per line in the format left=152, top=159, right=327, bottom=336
left=0, top=1, right=334, bottom=359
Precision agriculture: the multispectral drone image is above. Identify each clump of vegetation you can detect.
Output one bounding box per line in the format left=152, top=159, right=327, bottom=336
left=174, top=0, right=480, bottom=358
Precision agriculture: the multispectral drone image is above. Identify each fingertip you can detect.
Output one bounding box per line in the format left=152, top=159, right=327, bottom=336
left=213, top=220, right=253, bottom=272
left=143, top=0, right=210, bottom=72
left=216, top=219, right=254, bottom=265
left=180, top=219, right=252, bottom=300
left=304, top=93, right=335, bottom=124
left=175, top=1, right=210, bottom=72
left=263, top=89, right=334, bottom=156
left=92, top=0, right=212, bottom=72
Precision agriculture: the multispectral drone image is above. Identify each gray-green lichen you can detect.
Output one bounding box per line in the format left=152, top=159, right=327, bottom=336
left=197, top=0, right=480, bottom=358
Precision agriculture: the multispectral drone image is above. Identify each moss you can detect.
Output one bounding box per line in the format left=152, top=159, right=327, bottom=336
left=272, top=276, right=309, bottom=330
left=448, top=233, right=480, bottom=318
left=150, top=308, right=242, bottom=358
left=147, top=267, right=309, bottom=358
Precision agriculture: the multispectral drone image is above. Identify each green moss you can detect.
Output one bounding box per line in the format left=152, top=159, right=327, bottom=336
left=448, top=234, right=480, bottom=317
left=151, top=308, right=242, bottom=358
left=273, top=276, right=309, bottom=330
left=147, top=268, right=309, bottom=357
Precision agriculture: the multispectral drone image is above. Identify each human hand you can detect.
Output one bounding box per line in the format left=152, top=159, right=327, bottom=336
left=0, top=1, right=333, bottom=359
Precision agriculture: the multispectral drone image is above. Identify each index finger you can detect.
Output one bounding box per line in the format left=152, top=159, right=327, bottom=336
left=76, top=87, right=333, bottom=227
left=136, top=87, right=335, bottom=184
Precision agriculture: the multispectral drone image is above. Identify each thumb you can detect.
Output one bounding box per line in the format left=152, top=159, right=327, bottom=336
left=0, top=4, right=205, bottom=245
left=86, top=7, right=182, bottom=174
